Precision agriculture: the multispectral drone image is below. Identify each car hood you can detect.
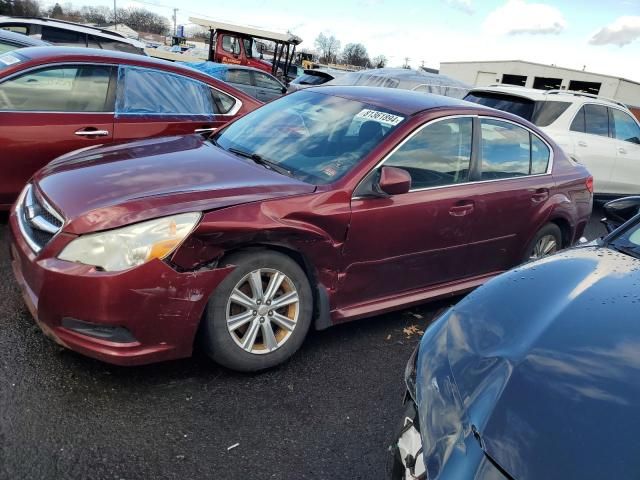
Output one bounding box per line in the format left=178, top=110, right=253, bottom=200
left=34, top=135, right=316, bottom=234
left=445, top=246, right=640, bottom=480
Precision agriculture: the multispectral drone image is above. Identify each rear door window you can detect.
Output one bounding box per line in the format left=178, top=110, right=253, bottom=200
left=570, top=106, right=586, bottom=133
left=480, top=119, right=531, bottom=179
left=577, top=104, right=610, bottom=137
left=610, top=108, right=640, bottom=144
left=531, top=135, right=551, bottom=174
left=253, top=71, right=282, bottom=91
left=116, top=66, right=220, bottom=115
left=0, top=65, right=112, bottom=111
left=225, top=69, right=252, bottom=85
left=384, top=117, right=473, bottom=189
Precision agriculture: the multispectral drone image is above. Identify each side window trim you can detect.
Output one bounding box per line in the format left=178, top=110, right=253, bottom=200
left=352, top=114, right=554, bottom=200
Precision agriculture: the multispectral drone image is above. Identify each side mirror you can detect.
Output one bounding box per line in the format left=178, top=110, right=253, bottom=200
left=281, top=86, right=287, bottom=94
left=377, top=166, right=411, bottom=195
left=602, top=196, right=640, bottom=232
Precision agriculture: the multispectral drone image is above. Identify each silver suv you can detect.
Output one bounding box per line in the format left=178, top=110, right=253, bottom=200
left=465, top=85, right=640, bottom=197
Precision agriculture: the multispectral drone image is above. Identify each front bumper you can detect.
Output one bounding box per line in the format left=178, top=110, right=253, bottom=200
left=9, top=210, right=233, bottom=366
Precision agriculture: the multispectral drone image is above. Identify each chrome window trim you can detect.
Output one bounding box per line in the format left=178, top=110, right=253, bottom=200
left=352, top=114, right=553, bottom=199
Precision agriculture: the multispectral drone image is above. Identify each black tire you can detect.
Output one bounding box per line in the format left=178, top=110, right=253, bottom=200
left=201, top=250, right=313, bottom=372
left=523, top=223, right=562, bottom=262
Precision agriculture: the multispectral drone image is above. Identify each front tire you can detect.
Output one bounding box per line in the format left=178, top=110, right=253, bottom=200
left=525, top=223, right=562, bottom=262
left=202, top=250, right=313, bottom=372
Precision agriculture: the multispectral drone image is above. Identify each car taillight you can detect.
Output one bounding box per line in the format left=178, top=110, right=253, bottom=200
left=586, top=176, right=594, bottom=193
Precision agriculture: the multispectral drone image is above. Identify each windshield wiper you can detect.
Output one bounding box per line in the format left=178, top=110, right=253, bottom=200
left=227, top=147, right=294, bottom=178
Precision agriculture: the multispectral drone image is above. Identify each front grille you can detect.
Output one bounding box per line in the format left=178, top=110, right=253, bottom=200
left=17, top=184, right=64, bottom=253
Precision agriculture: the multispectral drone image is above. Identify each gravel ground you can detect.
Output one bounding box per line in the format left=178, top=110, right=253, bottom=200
left=0, top=209, right=607, bottom=480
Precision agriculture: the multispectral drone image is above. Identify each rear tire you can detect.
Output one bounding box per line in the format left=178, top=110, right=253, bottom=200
left=524, top=223, right=562, bottom=262
left=201, top=250, right=313, bottom=372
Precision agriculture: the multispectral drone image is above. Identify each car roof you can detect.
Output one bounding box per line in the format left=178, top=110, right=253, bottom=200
left=0, top=28, right=48, bottom=46
left=306, top=85, right=480, bottom=116
left=0, top=16, right=144, bottom=47
left=469, top=84, right=629, bottom=109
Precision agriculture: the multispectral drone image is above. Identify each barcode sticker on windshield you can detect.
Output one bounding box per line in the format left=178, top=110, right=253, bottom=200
left=0, top=54, right=20, bottom=66
left=356, top=109, right=404, bottom=126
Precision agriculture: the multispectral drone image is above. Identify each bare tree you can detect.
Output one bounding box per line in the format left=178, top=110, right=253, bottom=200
left=372, top=54, right=387, bottom=68
left=314, top=32, right=341, bottom=64
left=342, top=42, right=369, bottom=67
left=1, top=0, right=40, bottom=16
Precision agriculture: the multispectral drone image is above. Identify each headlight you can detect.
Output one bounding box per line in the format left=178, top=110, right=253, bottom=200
left=58, top=212, right=201, bottom=272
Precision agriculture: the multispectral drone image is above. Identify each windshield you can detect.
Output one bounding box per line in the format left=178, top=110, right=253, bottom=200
left=213, top=90, right=406, bottom=185
left=610, top=218, right=640, bottom=259
left=464, top=92, right=570, bottom=127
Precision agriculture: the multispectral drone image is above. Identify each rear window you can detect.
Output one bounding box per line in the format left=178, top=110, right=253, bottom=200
left=464, top=92, right=535, bottom=121
left=464, top=92, right=570, bottom=127
left=293, top=73, right=329, bottom=86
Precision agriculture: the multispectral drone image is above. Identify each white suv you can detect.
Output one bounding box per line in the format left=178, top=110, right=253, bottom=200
left=465, top=86, right=640, bottom=197
left=0, top=17, right=145, bottom=55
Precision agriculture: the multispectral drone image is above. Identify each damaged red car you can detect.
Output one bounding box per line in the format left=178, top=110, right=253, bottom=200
left=9, top=87, right=593, bottom=371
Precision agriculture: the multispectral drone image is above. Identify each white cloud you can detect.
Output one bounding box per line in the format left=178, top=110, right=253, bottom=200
left=589, top=16, right=640, bottom=47
left=483, top=0, right=567, bottom=35
left=444, top=0, right=474, bottom=15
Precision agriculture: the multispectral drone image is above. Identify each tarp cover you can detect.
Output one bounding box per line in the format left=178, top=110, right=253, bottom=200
left=115, top=66, right=217, bottom=119
left=326, top=68, right=470, bottom=99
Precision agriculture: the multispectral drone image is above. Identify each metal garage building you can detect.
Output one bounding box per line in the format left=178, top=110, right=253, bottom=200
left=439, top=60, right=640, bottom=111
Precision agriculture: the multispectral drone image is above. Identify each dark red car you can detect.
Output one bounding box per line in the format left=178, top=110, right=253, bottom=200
left=9, top=87, right=593, bottom=371
left=0, top=46, right=261, bottom=209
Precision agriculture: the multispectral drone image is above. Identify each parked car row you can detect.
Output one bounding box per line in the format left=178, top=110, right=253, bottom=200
left=6, top=31, right=640, bottom=480
left=7, top=84, right=593, bottom=371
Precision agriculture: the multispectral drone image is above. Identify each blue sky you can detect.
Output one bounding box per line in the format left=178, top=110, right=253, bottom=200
left=49, top=0, right=640, bottom=80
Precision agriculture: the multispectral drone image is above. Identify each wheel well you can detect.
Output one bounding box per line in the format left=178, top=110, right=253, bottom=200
left=549, top=217, right=571, bottom=247
left=218, top=245, right=330, bottom=330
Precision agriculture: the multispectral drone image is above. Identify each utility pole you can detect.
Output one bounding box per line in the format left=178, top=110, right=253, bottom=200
left=113, top=0, right=117, bottom=29
left=173, top=8, right=178, bottom=36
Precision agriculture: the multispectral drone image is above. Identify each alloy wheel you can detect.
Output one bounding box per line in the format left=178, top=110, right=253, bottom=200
left=530, top=234, right=558, bottom=260
left=226, top=268, right=299, bottom=354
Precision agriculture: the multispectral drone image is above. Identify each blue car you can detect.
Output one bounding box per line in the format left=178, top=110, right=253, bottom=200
left=392, top=199, right=640, bottom=479
left=186, top=62, right=287, bottom=102
left=0, top=29, right=49, bottom=54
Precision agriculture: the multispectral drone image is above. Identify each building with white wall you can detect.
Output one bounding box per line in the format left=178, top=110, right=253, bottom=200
left=440, top=60, right=640, bottom=108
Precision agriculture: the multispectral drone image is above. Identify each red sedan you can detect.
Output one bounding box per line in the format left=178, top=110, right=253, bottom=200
left=0, top=46, right=261, bottom=209
left=9, top=87, right=593, bottom=371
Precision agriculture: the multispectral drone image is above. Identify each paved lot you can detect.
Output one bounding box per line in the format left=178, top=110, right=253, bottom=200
left=0, top=210, right=607, bottom=480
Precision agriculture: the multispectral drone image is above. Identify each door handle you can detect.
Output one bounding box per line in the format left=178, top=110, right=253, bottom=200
left=618, top=146, right=627, bottom=154
left=577, top=140, right=588, bottom=147
left=75, top=128, right=109, bottom=137
left=449, top=202, right=475, bottom=217
left=194, top=127, right=217, bottom=134
left=531, top=188, right=549, bottom=203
